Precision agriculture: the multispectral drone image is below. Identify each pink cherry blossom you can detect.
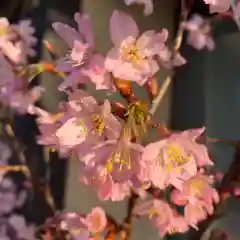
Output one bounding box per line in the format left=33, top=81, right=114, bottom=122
left=134, top=199, right=189, bottom=237
left=124, top=0, right=154, bottom=16
left=105, top=11, right=163, bottom=84
left=60, top=212, right=90, bottom=240
left=82, top=133, right=143, bottom=183
left=203, top=0, right=231, bottom=13
left=67, top=90, right=122, bottom=140
left=8, top=215, right=35, bottom=240
left=184, top=202, right=210, bottom=228
left=83, top=207, right=107, bottom=233
left=53, top=12, right=114, bottom=92
left=142, top=128, right=212, bottom=190
left=170, top=172, right=219, bottom=206
left=183, top=14, right=215, bottom=51
left=81, top=53, right=114, bottom=90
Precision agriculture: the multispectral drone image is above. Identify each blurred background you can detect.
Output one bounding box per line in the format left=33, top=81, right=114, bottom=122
left=1, top=0, right=240, bottom=239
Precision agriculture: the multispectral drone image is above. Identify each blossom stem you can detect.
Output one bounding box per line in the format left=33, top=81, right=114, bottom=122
left=118, top=193, right=138, bottom=240
left=149, top=0, right=189, bottom=116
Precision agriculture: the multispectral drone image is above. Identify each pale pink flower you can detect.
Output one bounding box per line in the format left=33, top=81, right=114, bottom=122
left=204, top=0, right=231, bottom=13
left=10, top=20, right=37, bottom=63
left=36, top=112, right=97, bottom=157
left=0, top=18, right=10, bottom=36
left=53, top=13, right=114, bottom=91
left=60, top=212, right=90, bottom=240
left=184, top=202, right=210, bottom=228
left=134, top=199, right=189, bottom=237
left=142, top=128, right=212, bottom=190
left=80, top=165, right=114, bottom=200
left=83, top=207, right=107, bottom=233
left=124, top=0, right=154, bottom=16
left=81, top=53, right=114, bottom=90
left=82, top=135, right=143, bottom=183
left=67, top=90, right=122, bottom=140
left=81, top=163, right=132, bottom=201
left=105, top=11, right=163, bottom=84
left=9, top=86, right=44, bottom=114
left=37, top=90, right=121, bottom=155
left=0, top=39, right=22, bottom=64
left=8, top=215, right=35, bottom=240
left=183, top=14, right=215, bottom=51
left=170, top=173, right=219, bottom=206
left=158, top=46, right=187, bottom=69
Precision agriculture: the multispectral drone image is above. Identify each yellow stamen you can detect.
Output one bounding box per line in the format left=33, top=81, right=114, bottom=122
left=168, top=228, right=178, bottom=235
left=0, top=28, right=8, bottom=36
left=105, top=147, right=131, bottom=173
left=120, top=43, right=142, bottom=63
left=91, top=114, right=105, bottom=135
left=73, top=119, right=88, bottom=137
left=166, top=144, right=190, bottom=171
left=148, top=208, right=160, bottom=219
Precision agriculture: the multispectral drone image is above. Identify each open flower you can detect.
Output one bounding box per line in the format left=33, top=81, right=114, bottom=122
left=53, top=13, right=114, bottom=91
left=83, top=207, right=107, bottom=234
left=183, top=14, right=215, bottom=51
left=60, top=212, right=90, bottom=240
left=0, top=54, right=43, bottom=113
left=105, top=11, right=164, bottom=84
left=141, top=128, right=212, bottom=189
left=134, top=199, right=189, bottom=237
left=80, top=164, right=132, bottom=201
left=124, top=0, right=154, bottom=16
left=60, top=208, right=106, bottom=239
left=82, top=130, right=143, bottom=183
left=170, top=172, right=219, bottom=206
left=67, top=90, right=122, bottom=140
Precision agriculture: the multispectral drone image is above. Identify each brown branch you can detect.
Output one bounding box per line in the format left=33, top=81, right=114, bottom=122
left=118, top=193, right=138, bottom=240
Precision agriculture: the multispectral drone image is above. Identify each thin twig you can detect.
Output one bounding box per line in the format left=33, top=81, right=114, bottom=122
left=149, top=0, right=189, bottom=116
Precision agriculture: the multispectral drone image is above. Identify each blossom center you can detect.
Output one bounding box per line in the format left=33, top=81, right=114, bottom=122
left=168, top=228, right=178, bottom=235
left=148, top=207, right=160, bottom=218
left=0, top=27, right=8, bottom=36
left=91, top=114, right=105, bottom=135
left=105, top=147, right=131, bottom=173
left=90, top=215, right=102, bottom=233
left=166, top=144, right=190, bottom=171
left=120, top=43, right=142, bottom=63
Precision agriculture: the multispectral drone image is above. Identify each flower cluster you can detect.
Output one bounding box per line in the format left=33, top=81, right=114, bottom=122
left=0, top=0, right=238, bottom=239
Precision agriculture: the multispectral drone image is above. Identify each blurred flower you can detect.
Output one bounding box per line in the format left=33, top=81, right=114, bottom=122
left=203, top=0, right=230, bottom=13
left=105, top=11, right=166, bottom=84
left=60, top=208, right=107, bottom=239
left=8, top=215, right=35, bottom=240
left=0, top=54, right=43, bottom=113
left=83, top=207, right=107, bottom=233
left=10, top=20, right=37, bottom=64
left=0, top=18, right=37, bottom=64
left=0, top=140, right=12, bottom=165
left=183, top=14, right=215, bottom=51
left=124, top=0, right=154, bottom=16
